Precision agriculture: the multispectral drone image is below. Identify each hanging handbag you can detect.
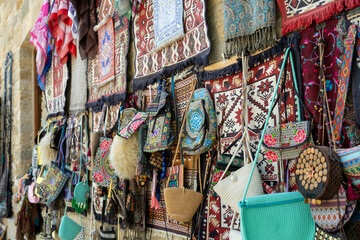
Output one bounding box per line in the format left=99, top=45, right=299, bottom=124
left=92, top=106, right=116, bottom=187
left=72, top=115, right=90, bottom=213
left=295, top=145, right=342, bottom=200
left=59, top=174, right=82, bottom=240
left=99, top=195, right=116, bottom=240
left=239, top=48, right=316, bottom=240
left=213, top=135, right=264, bottom=213
left=181, top=88, right=217, bottom=155
left=310, top=184, right=357, bottom=232
left=118, top=108, right=147, bottom=139
left=164, top=79, right=203, bottom=223
left=143, top=81, right=175, bottom=152
left=335, top=145, right=360, bottom=192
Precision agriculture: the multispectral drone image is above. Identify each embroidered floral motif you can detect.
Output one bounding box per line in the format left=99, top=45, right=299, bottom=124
left=264, top=134, right=277, bottom=147
left=265, top=151, right=278, bottom=162
left=294, top=129, right=306, bottom=143
left=93, top=172, right=104, bottom=183
left=100, top=140, right=111, bottom=150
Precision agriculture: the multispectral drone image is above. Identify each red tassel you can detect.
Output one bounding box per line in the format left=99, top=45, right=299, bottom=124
left=87, top=148, right=91, bottom=157
left=150, top=169, right=160, bottom=210
left=347, top=179, right=360, bottom=201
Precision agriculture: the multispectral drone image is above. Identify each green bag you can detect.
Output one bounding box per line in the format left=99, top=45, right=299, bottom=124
left=239, top=48, right=315, bottom=240
left=58, top=215, right=82, bottom=240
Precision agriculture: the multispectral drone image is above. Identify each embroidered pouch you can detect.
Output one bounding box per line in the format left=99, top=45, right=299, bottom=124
left=92, top=137, right=115, bottom=187
left=181, top=88, right=217, bottom=155
left=118, top=110, right=148, bottom=139
left=335, top=145, right=360, bottom=192
left=263, top=121, right=312, bottom=161
left=37, top=162, right=69, bottom=206
left=143, top=84, right=174, bottom=152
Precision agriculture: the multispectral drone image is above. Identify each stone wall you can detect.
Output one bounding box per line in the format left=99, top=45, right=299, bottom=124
left=0, top=0, right=280, bottom=239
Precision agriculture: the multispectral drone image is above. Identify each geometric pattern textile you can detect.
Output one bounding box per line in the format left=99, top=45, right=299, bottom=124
left=277, top=0, right=345, bottom=36
left=132, top=0, right=210, bottom=90
left=45, top=50, right=69, bottom=118
left=98, top=18, right=115, bottom=86
left=205, top=53, right=297, bottom=187
left=86, top=10, right=129, bottom=111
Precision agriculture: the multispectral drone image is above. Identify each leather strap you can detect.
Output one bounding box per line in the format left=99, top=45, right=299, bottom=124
left=332, top=25, right=357, bottom=145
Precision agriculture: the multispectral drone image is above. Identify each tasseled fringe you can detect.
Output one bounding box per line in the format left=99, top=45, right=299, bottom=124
left=281, top=1, right=344, bottom=36
left=86, top=91, right=127, bottom=112
left=225, top=26, right=277, bottom=57
left=196, top=34, right=296, bottom=81
left=131, top=47, right=210, bottom=91
left=146, top=228, right=189, bottom=240
left=346, top=0, right=360, bottom=10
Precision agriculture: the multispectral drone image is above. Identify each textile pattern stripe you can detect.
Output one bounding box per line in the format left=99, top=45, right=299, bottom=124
left=277, top=0, right=345, bottom=36
left=45, top=50, right=68, bottom=118
left=132, top=0, right=210, bottom=90
left=205, top=53, right=297, bottom=187
left=332, top=25, right=356, bottom=144
left=87, top=9, right=129, bottom=111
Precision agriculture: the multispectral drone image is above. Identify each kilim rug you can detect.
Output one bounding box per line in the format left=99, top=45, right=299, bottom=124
left=146, top=171, right=197, bottom=238
left=132, top=0, right=210, bottom=90
left=277, top=0, right=345, bottom=36
left=153, top=0, right=184, bottom=50
left=98, top=18, right=115, bottom=85
left=206, top=168, right=240, bottom=240
left=45, top=50, right=69, bottom=118
left=224, top=0, right=276, bottom=56
left=299, top=16, right=357, bottom=148
left=99, top=0, right=116, bottom=21
left=205, top=54, right=298, bottom=187
left=86, top=9, right=129, bottom=111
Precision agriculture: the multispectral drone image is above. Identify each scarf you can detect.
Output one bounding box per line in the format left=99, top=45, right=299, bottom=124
left=224, top=0, right=276, bottom=56
left=30, top=0, right=50, bottom=77
left=48, top=0, right=77, bottom=65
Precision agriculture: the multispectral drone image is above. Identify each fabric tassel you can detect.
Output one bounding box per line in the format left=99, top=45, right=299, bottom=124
left=151, top=169, right=160, bottom=210
left=347, top=178, right=360, bottom=201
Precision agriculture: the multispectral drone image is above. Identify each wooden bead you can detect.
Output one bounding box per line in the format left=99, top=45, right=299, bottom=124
left=305, top=184, right=309, bottom=190
left=323, top=169, right=328, bottom=175
left=318, top=152, right=322, bottom=158
left=296, top=169, right=300, bottom=175
left=314, top=149, right=319, bottom=155
left=310, top=184, right=314, bottom=190
left=307, top=148, right=311, bottom=154
left=319, top=171, right=323, bottom=177
left=299, top=175, right=303, bottom=181
left=317, top=177, right=322, bottom=183
left=323, top=162, right=327, bottom=169
left=302, top=180, right=306, bottom=186
left=322, top=176, right=327, bottom=182
left=311, top=178, right=315, bottom=183
left=311, top=148, right=315, bottom=154
left=321, top=157, right=325, bottom=163
left=314, top=173, right=319, bottom=179
left=300, top=169, right=304, bottom=175
left=314, top=181, right=318, bottom=188
left=301, top=163, right=305, bottom=169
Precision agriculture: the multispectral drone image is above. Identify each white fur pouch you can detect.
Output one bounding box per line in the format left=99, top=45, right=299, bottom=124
left=109, top=132, right=139, bottom=179
left=38, top=132, right=57, bottom=166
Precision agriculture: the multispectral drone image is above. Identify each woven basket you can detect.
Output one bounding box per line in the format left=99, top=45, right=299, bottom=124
left=164, top=187, right=203, bottom=222
left=213, top=162, right=264, bottom=213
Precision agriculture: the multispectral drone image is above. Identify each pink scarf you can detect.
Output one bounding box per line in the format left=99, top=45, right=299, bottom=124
left=30, top=0, right=50, bottom=75
left=48, top=0, right=77, bottom=65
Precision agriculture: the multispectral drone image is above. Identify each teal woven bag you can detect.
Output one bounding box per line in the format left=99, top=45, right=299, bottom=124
left=239, top=48, right=315, bottom=240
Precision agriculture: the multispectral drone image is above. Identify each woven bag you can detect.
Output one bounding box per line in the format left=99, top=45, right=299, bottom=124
left=310, top=184, right=357, bottom=232
left=164, top=187, right=203, bottom=222
left=239, top=48, right=316, bottom=240
left=335, top=145, right=360, bottom=192
left=295, top=145, right=342, bottom=200
left=213, top=161, right=263, bottom=213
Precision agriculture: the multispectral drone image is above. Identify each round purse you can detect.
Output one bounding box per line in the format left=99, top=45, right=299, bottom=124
left=295, top=145, right=342, bottom=200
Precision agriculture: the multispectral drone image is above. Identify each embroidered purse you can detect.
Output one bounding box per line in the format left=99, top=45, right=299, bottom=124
left=335, top=145, right=360, bottom=192
left=181, top=88, right=217, bottom=155
left=118, top=108, right=147, bottom=139
left=92, top=137, right=115, bottom=187
left=239, top=48, right=316, bottom=240
left=143, top=82, right=174, bottom=152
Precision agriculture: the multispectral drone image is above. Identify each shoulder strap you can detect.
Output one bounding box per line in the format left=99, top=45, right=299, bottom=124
left=332, top=24, right=357, bottom=145
left=240, top=48, right=294, bottom=206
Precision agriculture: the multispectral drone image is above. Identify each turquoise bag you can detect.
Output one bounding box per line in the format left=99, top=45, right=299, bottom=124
left=239, top=48, right=315, bottom=240
left=58, top=215, right=82, bottom=240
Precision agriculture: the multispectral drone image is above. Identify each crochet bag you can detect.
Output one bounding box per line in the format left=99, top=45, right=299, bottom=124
left=143, top=82, right=174, bottom=152
left=181, top=88, right=217, bottom=155
left=239, top=48, right=316, bottom=240
left=295, top=145, right=342, bottom=200
left=335, top=145, right=360, bottom=192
